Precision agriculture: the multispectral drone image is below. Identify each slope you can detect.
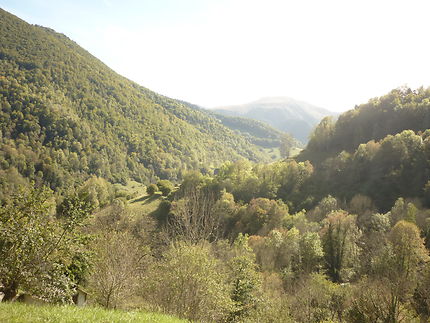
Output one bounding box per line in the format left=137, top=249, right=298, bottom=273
left=298, top=87, right=430, bottom=164
left=0, top=8, right=268, bottom=192
left=213, top=96, right=336, bottom=143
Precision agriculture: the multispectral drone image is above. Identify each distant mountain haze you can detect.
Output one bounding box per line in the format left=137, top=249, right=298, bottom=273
left=213, top=97, right=337, bottom=143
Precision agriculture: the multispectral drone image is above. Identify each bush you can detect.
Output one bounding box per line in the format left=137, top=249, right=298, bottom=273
left=143, top=242, right=233, bottom=321
left=157, top=180, right=174, bottom=196
left=146, top=183, right=158, bottom=196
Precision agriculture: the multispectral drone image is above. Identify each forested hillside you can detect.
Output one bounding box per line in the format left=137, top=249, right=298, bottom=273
left=0, top=8, right=267, bottom=193
left=299, top=87, right=430, bottom=163
left=2, top=6, right=430, bottom=323
left=211, top=113, right=284, bottom=148
left=180, top=100, right=290, bottom=150
left=294, top=87, right=430, bottom=210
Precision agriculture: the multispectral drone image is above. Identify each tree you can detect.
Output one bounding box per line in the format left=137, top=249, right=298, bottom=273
left=227, top=234, right=263, bottom=322
left=348, top=278, right=407, bottom=323
left=166, top=181, right=227, bottom=243
left=387, top=221, right=428, bottom=280
left=321, top=211, right=361, bottom=282
left=157, top=180, right=174, bottom=196
left=237, top=198, right=288, bottom=235
left=298, top=232, right=324, bottom=274
left=143, top=242, right=233, bottom=322
left=412, top=263, right=430, bottom=321
left=389, top=198, right=418, bottom=226
left=0, top=186, right=90, bottom=302
left=146, top=183, right=158, bottom=196
left=88, top=230, right=146, bottom=309
left=280, top=133, right=295, bottom=158
left=306, top=116, right=335, bottom=152
left=250, top=228, right=299, bottom=273
left=363, top=221, right=429, bottom=322
left=290, top=273, right=346, bottom=323
left=78, top=176, right=114, bottom=209
left=308, top=195, right=339, bottom=223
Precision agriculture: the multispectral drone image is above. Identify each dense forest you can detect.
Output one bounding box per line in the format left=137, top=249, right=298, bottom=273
left=0, top=8, right=275, bottom=195
left=1, top=7, right=430, bottom=323
left=179, top=100, right=294, bottom=150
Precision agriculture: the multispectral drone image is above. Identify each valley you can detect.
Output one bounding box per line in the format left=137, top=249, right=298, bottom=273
left=1, top=6, right=430, bottom=323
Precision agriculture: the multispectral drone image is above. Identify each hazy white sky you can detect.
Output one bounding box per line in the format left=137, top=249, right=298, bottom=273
left=2, top=0, right=430, bottom=111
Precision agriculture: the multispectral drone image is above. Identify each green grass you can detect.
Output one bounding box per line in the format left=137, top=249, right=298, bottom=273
left=289, top=147, right=303, bottom=158
left=114, top=181, right=148, bottom=200
left=128, top=192, right=164, bottom=215
left=0, top=303, right=186, bottom=323
left=262, top=146, right=302, bottom=160
left=262, top=147, right=281, bottom=160
left=113, top=180, right=165, bottom=216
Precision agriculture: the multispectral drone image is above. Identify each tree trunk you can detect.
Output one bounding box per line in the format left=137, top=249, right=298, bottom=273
left=1, top=281, right=18, bottom=301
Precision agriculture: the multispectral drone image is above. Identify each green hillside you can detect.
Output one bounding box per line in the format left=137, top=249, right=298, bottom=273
left=2, top=7, right=430, bottom=323
left=0, top=8, right=267, bottom=193
left=298, top=87, right=430, bottom=164
left=180, top=100, right=291, bottom=149
left=211, top=113, right=283, bottom=148
left=291, top=87, right=430, bottom=210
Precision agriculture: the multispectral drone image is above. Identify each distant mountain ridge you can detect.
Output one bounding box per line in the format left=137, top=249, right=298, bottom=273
left=213, top=97, right=336, bottom=143
left=179, top=100, right=287, bottom=150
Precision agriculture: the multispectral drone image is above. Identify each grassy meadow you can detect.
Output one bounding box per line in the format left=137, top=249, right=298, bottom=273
left=0, top=303, right=186, bottom=323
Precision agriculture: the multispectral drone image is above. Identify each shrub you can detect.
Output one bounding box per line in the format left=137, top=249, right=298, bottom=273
left=157, top=180, right=174, bottom=196
left=146, top=183, right=158, bottom=196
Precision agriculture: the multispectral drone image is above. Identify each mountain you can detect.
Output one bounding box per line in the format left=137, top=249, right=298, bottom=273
left=0, top=8, right=269, bottom=193
left=210, top=113, right=284, bottom=148
left=295, top=86, right=430, bottom=210
left=298, top=87, right=430, bottom=165
left=213, top=97, right=336, bottom=143
left=179, top=100, right=288, bottom=150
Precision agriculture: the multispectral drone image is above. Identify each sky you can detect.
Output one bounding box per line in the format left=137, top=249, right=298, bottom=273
left=1, top=0, right=430, bottom=112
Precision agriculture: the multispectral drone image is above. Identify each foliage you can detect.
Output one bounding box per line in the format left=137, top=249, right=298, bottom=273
left=146, top=183, right=158, bottom=196
left=387, top=221, right=429, bottom=279
left=348, top=278, right=420, bottom=323
left=235, top=198, right=289, bottom=235
left=216, top=159, right=314, bottom=211
left=77, top=177, right=114, bottom=210
left=291, top=87, right=430, bottom=211
left=226, top=234, right=263, bottom=321
left=353, top=221, right=429, bottom=322
left=321, top=211, right=361, bottom=282
left=289, top=273, right=348, bottom=323
left=280, top=133, right=295, bottom=158
left=412, top=264, right=430, bottom=321
left=88, top=230, right=147, bottom=309
left=143, top=242, right=234, bottom=322
left=0, top=8, right=268, bottom=193
left=0, top=186, right=90, bottom=302
left=209, top=111, right=284, bottom=149
left=300, top=87, right=430, bottom=163
left=167, top=180, right=224, bottom=243
left=156, top=180, right=174, bottom=197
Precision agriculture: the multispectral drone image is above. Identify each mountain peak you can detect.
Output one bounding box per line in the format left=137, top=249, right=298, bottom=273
left=213, top=97, right=336, bottom=143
